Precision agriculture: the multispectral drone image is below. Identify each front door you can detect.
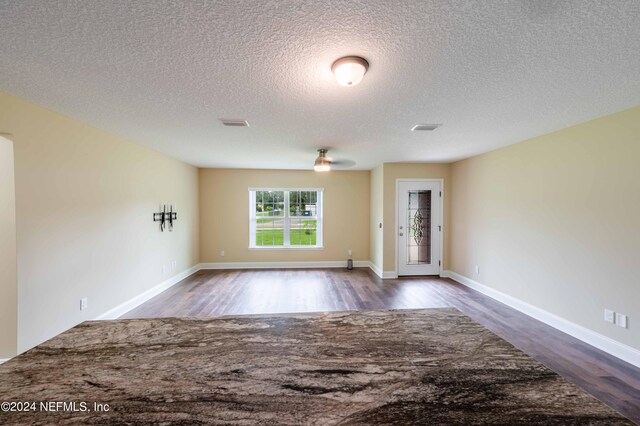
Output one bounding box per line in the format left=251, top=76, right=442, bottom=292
left=397, top=180, right=441, bottom=276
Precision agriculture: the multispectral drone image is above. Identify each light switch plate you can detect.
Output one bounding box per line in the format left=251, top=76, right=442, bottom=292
left=615, top=313, right=627, bottom=328
left=604, top=309, right=615, bottom=324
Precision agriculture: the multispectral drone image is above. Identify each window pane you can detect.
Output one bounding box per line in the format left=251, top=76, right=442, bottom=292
left=259, top=192, right=285, bottom=218
left=290, top=218, right=316, bottom=246
left=254, top=191, right=285, bottom=246
left=272, top=202, right=285, bottom=217
left=290, top=190, right=317, bottom=217
left=256, top=210, right=284, bottom=246
left=255, top=228, right=284, bottom=246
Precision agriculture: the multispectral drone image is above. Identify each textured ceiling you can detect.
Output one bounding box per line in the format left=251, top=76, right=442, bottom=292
left=1, top=1, right=639, bottom=170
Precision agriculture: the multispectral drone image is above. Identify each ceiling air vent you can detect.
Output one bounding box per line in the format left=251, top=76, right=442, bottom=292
left=411, top=124, right=441, bottom=131
left=220, top=119, right=250, bottom=127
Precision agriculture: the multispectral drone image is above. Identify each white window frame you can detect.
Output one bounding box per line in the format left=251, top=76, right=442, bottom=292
left=249, top=188, right=324, bottom=249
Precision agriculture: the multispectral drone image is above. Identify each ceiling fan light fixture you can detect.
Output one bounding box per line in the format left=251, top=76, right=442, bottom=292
left=314, top=148, right=331, bottom=172
left=331, top=56, right=369, bottom=87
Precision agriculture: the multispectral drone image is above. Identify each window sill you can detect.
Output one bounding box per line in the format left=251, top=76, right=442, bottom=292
left=248, top=246, right=325, bottom=250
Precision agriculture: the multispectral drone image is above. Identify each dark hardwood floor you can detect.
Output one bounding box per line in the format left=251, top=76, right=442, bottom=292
left=122, top=268, right=640, bottom=423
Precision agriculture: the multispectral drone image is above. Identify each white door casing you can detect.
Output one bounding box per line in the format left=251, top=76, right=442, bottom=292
left=397, top=179, right=442, bottom=276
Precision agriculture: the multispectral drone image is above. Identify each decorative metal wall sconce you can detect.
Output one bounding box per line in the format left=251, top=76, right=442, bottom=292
left=153, top=204, right=178, bottom=232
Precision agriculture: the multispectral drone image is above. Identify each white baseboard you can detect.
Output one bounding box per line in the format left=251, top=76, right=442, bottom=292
left=95, top=265, right=200, bottom=320
left=200, top=260, right=398, bottom=282
left=0, top=358, right=9, bottom=365
left=368, top=263, right=399, bottom=279
left=369, top=262, right=383, bottom=278
left=199, top=260, right=369, bottom=270
left=444, top=270, right=640, bottom=369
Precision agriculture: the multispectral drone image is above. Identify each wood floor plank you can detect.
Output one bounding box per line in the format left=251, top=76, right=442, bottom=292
left=121, top=268, right=640, bottom=423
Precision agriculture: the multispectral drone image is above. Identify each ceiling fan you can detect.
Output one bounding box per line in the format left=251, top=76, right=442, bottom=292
left=313, top=148, right=356, bottom=172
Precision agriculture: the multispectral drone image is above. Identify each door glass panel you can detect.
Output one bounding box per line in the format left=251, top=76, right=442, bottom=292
left=406, top=190, right=431, bottom=265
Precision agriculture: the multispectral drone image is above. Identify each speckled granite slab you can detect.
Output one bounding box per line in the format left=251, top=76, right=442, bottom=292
left=0, top=308, right=632, bottom=425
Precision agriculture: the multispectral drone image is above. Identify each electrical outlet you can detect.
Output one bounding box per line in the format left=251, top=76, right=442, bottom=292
left=171, top=260, right=177, bottom=271
left=616, top=313, right=628, bottom=328
left=604, top=309, right=615, bottom=324
left=220, top=250, right=225, bottom=257
left=474, top=265, right=480, bottom=276
left=348, top=249, right=352, bottom=257
left=80, top=298, right=88, bottom=311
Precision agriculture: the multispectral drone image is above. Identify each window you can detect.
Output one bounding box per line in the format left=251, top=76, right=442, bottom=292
left=249, top=189, right=323, bottom=248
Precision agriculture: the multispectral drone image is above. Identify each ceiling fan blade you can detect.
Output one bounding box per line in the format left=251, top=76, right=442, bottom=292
left=330, top=159, right=356, bottom=169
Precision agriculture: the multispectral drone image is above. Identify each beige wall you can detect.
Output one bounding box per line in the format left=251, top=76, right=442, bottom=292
left=369, top=165, right=384, bottom=272
left=450, top=106, right=640, bottom=350
left=382, top=163, right=451, bottom=272
left=200, top=169, right=369, bottom=263
left=0, top=135, right=17, bottom=358
left=5, top=83, right=637, bottom=358
left=0, top=91, right=199, bottom=353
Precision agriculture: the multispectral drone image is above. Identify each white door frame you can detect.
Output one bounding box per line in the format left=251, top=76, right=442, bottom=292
left=395, top=178, right=444, bottom=277
left=0, top=133, right=17, bottom=360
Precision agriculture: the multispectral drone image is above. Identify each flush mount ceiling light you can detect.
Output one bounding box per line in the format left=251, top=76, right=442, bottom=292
left=314, top=148, right=331, bottom=172
left=331, top=56, right=369, bottom=87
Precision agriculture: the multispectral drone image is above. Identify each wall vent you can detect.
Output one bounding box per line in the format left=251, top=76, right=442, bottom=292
left=220, top=119, right=250, bottom=127
left=411, top=124, right=441, bottom=131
